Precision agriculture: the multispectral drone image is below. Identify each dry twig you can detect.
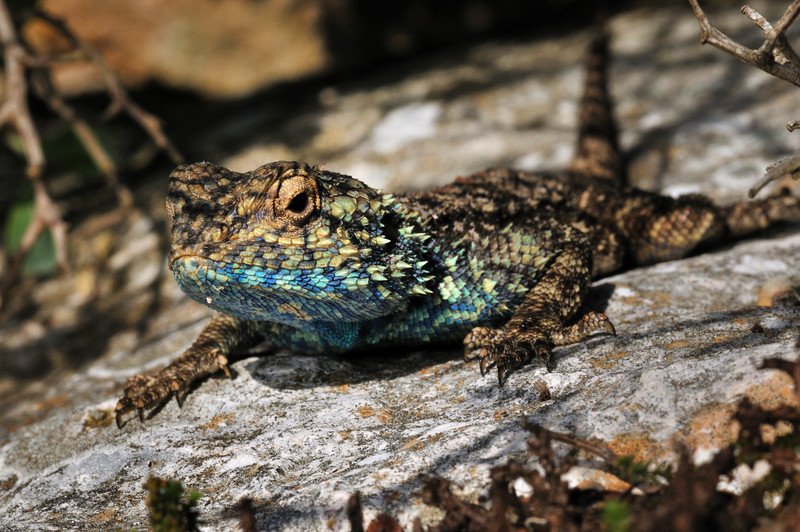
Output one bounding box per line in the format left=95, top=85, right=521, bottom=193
left=22, top=7, right=185, bottom=209
left=522, top=418, right=618, bottom=464
left=0, top=0, right=183, bottom=306
left=29, top=69, right=134, bottom=208
left=749, top=146, right=800, bottom=197
left=0, top=0, right=68, bottom=300
left=688, top=0, right=800, bottom=86
left=30, top=9, right=183, bottom=165
left=688, top=1, right=800, bottom=197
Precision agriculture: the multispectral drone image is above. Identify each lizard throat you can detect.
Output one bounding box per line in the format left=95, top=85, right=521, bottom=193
left=170, top=255, right=413, bottom=326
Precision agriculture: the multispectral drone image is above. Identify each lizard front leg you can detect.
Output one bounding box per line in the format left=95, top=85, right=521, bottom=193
left=463, top=241, right=615, bottom=383
left=115, top=314, right=264, bottom=428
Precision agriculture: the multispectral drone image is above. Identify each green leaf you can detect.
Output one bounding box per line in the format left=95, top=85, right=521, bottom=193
left=43, top=125, right=114, bottom=181
left=145, top=476, right=202, bottom=532
left=3, top=200, right=57, bottom=276
left=602, top=499, right=633, bottom=532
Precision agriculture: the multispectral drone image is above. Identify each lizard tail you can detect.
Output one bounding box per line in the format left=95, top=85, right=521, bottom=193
left=568, top=26, right=625, bottom=185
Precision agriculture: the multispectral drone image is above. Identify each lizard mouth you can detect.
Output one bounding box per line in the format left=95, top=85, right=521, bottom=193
left=169, top=253, right=225, bottom=280
left=169, top=254, right=206, bottom=276
left=168, top=250, right=210, bottom=270
left=168, top=252, right=192, bottom=270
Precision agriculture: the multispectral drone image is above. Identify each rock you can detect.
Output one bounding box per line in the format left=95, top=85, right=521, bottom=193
left=33, top=0, right=327, bottom=98
left=2, top=6, right=800, bottom=531
left=31, top=0, right=578, bottom=98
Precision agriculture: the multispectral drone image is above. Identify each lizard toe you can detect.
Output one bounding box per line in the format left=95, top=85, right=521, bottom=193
left=115, top=372, right=183, bottom=428
left=463, top=327, right=493, bottom=360
left=465, top=326, right=555, bottom=382
left=551, top=311, right=616, bottom=346
left=495, top=336, right=554, bottom=383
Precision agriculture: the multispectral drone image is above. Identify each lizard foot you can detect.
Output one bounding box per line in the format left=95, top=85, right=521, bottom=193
left=463, top=311, right=615, bottom=385
left=551, top=311, right=615, bottom=345
left=464, top=327, right=553, bottom=385
left=727, top=186, right=800, bottom=236
left=114, top=351, right=231, bottom=428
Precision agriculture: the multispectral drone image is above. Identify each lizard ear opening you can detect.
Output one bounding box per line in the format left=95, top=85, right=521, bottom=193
left=276, top=175, right=319, bottom=226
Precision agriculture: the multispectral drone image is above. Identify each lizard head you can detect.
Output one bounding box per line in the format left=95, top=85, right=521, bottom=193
left=166, top=161, right=432, bottom=328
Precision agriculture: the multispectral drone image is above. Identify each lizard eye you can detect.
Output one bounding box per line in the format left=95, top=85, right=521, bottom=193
left=287, top=191, right=309, bottom=214
left=276, top=175, right=319, bottom=225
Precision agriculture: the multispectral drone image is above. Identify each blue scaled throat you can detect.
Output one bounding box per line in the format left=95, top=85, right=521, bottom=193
left=115, top=32, right=800, bottom=427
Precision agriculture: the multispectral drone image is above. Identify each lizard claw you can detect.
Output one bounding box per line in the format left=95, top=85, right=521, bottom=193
left=464, top=324, right=556, bottom=383
left=216, top=354, right=232, bottom=378
left=551, top=311, right=616, bottom=346
left=479, top=356, right=490, bottom=376
left=535, top=342, right=554, bottom=372
left=114, top=346, right=239, bottom=428
left=114, top=396, right=140, bottom=429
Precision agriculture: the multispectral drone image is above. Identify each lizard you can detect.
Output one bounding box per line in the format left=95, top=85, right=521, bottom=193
left=114, top=30, right=800, bottom=428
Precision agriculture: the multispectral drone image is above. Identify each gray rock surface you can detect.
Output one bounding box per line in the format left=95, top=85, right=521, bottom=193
left=2, top=6, right=800, bottom=531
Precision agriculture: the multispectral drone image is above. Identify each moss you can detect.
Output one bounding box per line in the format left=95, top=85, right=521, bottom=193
left=145, top=476, right=201, bottom=532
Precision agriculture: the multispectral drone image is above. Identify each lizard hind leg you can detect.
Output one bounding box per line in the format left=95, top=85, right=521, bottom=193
left=724, top=187, right=800, bottom=237
left=463, top=241, right=615, bottom=384
left=619, top=187, right=800, bottom=266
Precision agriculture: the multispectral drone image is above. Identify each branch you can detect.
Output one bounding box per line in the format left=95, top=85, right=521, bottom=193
left=29, top=68, right=134, bottom=208
left=31, top=9, right=184, bottom=164
left=0, top=0, right=68, bottom=307
left=749, top=146, right=800, bottom=197
left=18, top=8, right=185, bottom=208
left=689, top=1, right=800, bottom=197
left=688, top=0, right=800, bottom=87
left=0, top=1, right=183, bottom=308
left=522, top=419, right=618, bottom=464
left=0, top=0, right=44, bottom=178
left=4, top=179, right=69, bottom=278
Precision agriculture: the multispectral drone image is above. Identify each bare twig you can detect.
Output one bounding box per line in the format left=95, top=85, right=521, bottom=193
left=18, top=8, right=183, bottom=208
left=522, top=419, right=618, bottom=464
left=0, top=0, right=68, bottom=303
left=689, top=1, right=800, bottom=197
left=0, top=0, right=44, bottom=178
left=688, top=0, right=800, bottom=86
left=0, top=1, right=183, bottom=308
left=690, top=1, right=800, bottom=83
left=742, top=5, right=800, bottom=66
left=5, top=179, right=69, bottom=276
left=31, top=9, right=183, bottom=164
left=749, top=146, right=800, bottom=197
left=29, top=69, right=134, bottom=207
